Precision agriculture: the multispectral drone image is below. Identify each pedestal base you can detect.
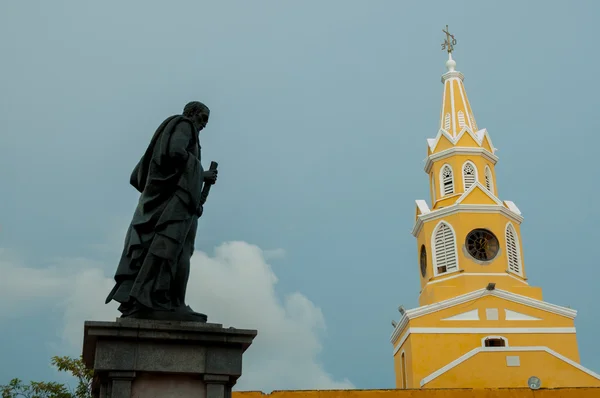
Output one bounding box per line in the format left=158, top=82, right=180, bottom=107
left=82, top=318, right=257, bottom=398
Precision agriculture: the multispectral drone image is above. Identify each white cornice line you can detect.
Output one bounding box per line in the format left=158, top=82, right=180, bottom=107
left=441, top=72, right=465, bottom=83
left=492, top=289, right=578, bottom=319
left=390, top=288, right=577, bottom=344
left=420, top=345, right=600, bottom=387
left=393, top=329, right=578, bottom=356
left=410, top=327, right=576, bottom=334
left=415, top=200, right=431, bottom=215
left=411, top=204, right=524, bottom=237
left=424, top=147, right=498, bottom=174
left=425, top=272, right=529, bottom=286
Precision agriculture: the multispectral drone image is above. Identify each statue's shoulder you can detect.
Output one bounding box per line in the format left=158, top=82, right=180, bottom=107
left=166, top=115, right=195, bottom=132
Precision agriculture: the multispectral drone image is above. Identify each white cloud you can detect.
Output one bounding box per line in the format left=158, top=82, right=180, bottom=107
left=0, top=242, right=353, bottom=392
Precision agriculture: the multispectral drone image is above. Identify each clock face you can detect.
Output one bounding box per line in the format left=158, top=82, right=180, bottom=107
left=420, top=245, right=427, bottom=277
left=465, top=229, right=499, bottom=261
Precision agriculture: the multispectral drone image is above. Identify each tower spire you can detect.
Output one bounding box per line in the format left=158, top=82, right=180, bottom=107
left=437, top=26, right=477, bottom=137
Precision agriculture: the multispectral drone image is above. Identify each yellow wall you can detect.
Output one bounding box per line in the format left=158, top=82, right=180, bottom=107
left=427, top=350, right=600, bottom=389
left=416, top=212, right=528, bottom=302
left=234, top=388, right=600, bottom=398
left=395, top=332, right=581, bottom=388
left=429, top=155, right=497, bottom=208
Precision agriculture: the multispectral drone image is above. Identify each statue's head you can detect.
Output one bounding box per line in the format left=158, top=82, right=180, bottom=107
left=183, top=101, right=210, bottom=133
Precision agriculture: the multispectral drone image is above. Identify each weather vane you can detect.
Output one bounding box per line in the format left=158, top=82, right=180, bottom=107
left=441, top=25, right=457, bottom=54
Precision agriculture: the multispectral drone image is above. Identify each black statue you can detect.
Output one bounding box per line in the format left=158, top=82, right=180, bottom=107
left=105, top=101, right=218, bottom=322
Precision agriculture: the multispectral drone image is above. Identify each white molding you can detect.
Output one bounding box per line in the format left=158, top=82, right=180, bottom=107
left=461, top=160, right=478, bottom=192
left=456, top=181, right=503, bottom=206
left=420, top=346, right=600, bottom=387
left=390, top=288, right=578, bottom=345
left=505, top=221, right=524, bottom=277
left=393, top=329, right=411, bottom=355
left=412, top=204, right=524, bottom=237
left=441, top=72, right=465, bottom=84
left=504, top=200, right=522, bottom=215
left=441, top=309, right=479, bottom=321
left=415, top=200, right=431, bottom=215
left=426, top=126, right=496, bottom=156
left=425, top=147, right=498, bottom=174
left=440, top=80, right=447, bottom=131
left=457, top=80, right=472, bottom=131
left=481, top=335, right=508, bottom=347
left=425, top=272, right=528, bottom=286
left=505, top=309, right=541, bottom=321
left=449, top=79, right=456, bottom=136
left=431, top=220, right=460, bottom=277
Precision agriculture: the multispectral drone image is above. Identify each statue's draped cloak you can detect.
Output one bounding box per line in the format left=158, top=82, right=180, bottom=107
left=106, top=115, right=204, bottom=312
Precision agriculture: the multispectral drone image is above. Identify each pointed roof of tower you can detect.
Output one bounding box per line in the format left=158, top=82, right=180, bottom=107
left=439, top=53, right=479, bottom=138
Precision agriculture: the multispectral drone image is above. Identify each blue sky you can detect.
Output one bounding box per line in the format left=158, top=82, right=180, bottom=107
left=1, top=0, right=598, bottom=392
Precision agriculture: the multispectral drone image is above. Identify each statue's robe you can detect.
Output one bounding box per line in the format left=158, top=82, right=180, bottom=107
left=106, top=115, right=204, bottom=315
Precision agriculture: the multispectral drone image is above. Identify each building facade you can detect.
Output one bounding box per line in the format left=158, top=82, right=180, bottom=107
left=390, top=53, right=600, bottom=389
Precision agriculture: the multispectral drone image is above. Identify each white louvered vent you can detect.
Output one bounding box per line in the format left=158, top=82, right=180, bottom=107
left=506, top=224, right=521, bottom=275
left=470, top=113, right=478, bottom=131
left=457, top=111, right=466, bottom=129
left=463, top=162, right=476, bottom=190
left=485, top=166, right=493, bottom=193
left=434, top=223, right=458, bottom=274
left=444, top=113, right=451, bottom=131
left=441, top=165, right=454, bottom=195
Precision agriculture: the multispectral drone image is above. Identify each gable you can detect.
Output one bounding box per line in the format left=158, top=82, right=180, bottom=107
left=456, top=182, right=502, bottom=205
left=391, top=288, right=576, bottom=346
left=433, top=133, right=454, bottom=153
left=407, top=293, right=575, bottom=329
left=454, top=131, right=480, bottom=148
left=423, top=347, right=600, bottom=388
left=481, top=134, right=494, bottom=152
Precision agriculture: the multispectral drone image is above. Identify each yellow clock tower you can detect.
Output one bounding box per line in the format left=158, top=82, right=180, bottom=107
left=390, top=29, right=600, bottom=389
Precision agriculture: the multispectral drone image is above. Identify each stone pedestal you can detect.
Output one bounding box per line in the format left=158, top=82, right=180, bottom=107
left=82, top=319, right=257, bottom=398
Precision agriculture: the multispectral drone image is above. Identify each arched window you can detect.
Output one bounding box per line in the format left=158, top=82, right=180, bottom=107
left=506, top=223, right=522, bottom=275
left=444, top=113, right=451, bottom=131
left=462, top=161, right=477, bottom=191
left=482, top=336, right=508, bottom=347
left=484, top=166, right=494, bottom=193
left=432, top=222, right=458, bottom=275
left=457, top=110, right=466, bottom=129
left=440, top=165, right=454, bottom=196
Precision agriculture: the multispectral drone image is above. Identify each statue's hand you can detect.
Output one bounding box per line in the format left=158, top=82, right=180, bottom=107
left=203, top=170, right=218, bottom=185
left=196, top=204, right=204, bottom=217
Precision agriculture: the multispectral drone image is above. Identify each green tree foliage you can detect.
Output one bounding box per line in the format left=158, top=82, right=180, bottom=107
left=1, top=356, right=92, bottom=398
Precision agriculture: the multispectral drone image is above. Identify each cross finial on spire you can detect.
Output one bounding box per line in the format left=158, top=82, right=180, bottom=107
left=441, top=25, right=457, bottom=54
